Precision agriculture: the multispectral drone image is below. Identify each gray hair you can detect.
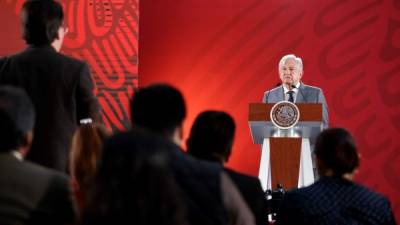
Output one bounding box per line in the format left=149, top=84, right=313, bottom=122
left=278, top=54, right=303, bottom=71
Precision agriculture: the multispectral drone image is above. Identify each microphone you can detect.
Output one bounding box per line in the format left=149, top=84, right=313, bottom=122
left=291, top=84, right=308, bottom=103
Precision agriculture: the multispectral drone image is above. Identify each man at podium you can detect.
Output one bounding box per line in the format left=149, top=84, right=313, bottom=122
left=262, top=54, right=329, bottom=129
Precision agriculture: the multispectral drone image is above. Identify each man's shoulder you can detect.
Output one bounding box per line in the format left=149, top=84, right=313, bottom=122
left=57, top=52, right=86, bottom=66
left=223, top=168, right=265, bottom=200
left=351, top=182, right=392, bottom=207
left=20, top=160, right=69, bottom=183
left=224, top=168, right=260, bottom=185
left=0, top=56, right=7, bottom=64
left=0, top=57, right=6, bottom=71
left=283, top=179, right=327, bottom=203
left=288, top=178, right=391, bottom=206
left=0, top=51, right=23, bottom=68
left=265, top=86, right=282, bottom=94
left=173, top=148, right=223, bottom=176
left=301, top=83, right=322, bottom=92
left=2, top=47, right=86, bottom=69
left=115, top=130, right=223, bottom=176
left=0, top=154, right=69, bottom=197
left=46, top=51, right=87, bottom=72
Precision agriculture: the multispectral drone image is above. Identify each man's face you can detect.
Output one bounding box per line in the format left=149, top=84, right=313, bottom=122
left=279, top=58, right=303, bottom=86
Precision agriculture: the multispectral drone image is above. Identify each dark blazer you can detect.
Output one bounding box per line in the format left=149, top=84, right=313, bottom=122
left=0, top=46, right=100, bottom=172
left=164, top=143, right=228, bottom=225
left=276, top=176, right=397, bottom=225
left=107, top=131, right=229, bottom=225
left=0, top=153, right=76, bottom=225
left=262, top=82, right=329, bottom=129
left=224, top=168, right=268, bottom=225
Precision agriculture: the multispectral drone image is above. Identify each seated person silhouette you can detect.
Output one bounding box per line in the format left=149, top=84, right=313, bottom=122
left=69, top=122, right=111, bottom=213
left=276, top=128, right=397, bottom=225
left=0, top=86, right=76, bottom=225
left=81, top=128, right=187, bottom=225
left=187, top=110, right=268, bottom=225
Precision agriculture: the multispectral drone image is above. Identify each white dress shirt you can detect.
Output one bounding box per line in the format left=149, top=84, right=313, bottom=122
left=283, top=82, right=300, bottom=102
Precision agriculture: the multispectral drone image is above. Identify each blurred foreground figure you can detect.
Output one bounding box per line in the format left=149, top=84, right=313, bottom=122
left=276, top=128, right=397, bottom=225
left=130, top=84, right=255, bottom=225
left=0, top=86, right=76, bottom=225
left=82, top=128, right=187, bottom=225
left=187, top=110, right=268, bottom=225
left=69, top=122, right=111, bottom=212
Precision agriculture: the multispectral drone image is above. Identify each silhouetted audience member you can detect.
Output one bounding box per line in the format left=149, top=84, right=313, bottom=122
left=0, top=86, right=76, bottom=225
left=69, top=122, right=111, bottom=212
left=187, top=110, right=268, bottom=225
left=276, top=128, right=397, bottom=225
left=130, top=83, right=255, bottom=225
left=0, top=0, right=100, bottom=172
left=82, top=128, right=187, bottom=225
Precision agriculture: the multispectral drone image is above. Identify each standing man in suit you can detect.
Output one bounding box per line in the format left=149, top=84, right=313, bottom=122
left=276, top=128, right=397, bottom=225
left=0, top=86, right=77, bottom=225
left=0, top=0, right=100, bottom=172
left=187, top=110, right=268, bottom=225
left=262, top=54, right=329, bottom=129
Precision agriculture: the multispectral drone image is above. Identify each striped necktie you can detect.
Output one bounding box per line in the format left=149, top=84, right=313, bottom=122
left=287, top=90, right=294, bottom=103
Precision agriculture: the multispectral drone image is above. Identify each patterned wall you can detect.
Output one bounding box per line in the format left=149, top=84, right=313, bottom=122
left=139, top=0, right=400, bottom=220
left=0, top=0, right=138, bottom=130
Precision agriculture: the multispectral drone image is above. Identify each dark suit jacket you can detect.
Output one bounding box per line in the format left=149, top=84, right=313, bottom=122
left=158, top=142, right=228, bottom=225
left=224, top=168, right=268, bottom=225
left=167, top=145, right=256, bottom=225
left=0, top=153, right=76, bottom=225
left=276, top=176, right=397, bottom=225
left=106, top=131, right=229, bottom=225
left=0, top=46, right=100, bottom=172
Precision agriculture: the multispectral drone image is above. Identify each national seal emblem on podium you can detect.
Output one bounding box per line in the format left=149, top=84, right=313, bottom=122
left=270, top=101, right=300, bottom=129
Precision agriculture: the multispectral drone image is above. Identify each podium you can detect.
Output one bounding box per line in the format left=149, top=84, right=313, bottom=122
left=248, top=103, right=323, bottom=191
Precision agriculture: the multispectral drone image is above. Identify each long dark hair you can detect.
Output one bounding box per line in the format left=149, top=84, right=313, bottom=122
left=69, top=123, right=111, bottom=196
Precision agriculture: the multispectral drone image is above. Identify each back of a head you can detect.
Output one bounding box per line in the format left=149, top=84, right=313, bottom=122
left=187, top=111, right=235, bottom=163
left=0, top=86, right=35, bottom=152
left=130, top=84, right=186, bottom=137
left=21, top=0, right=64, bottom=46
left=314, top=128, right=359, bottom=177
left=82, top=129, right=186, bottom=225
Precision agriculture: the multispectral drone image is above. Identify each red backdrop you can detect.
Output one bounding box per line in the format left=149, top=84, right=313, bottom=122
left=139, top=0, right=400, bottom=220
left=1, top=0, right=399, bottom=221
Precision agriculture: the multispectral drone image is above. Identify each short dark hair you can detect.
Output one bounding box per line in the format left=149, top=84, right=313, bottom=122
left=314, top=128, right=359, bottom=176
left=21, top=0, right=64, bottom=46
left=187, top=111, right=235, bottom=162
left=0, top=86, right=35, bottom=152
left=130, top=84, right=186, bottom=137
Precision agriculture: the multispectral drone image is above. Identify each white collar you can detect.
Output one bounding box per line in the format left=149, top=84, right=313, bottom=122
left=283, top=82, right=300, bottom=93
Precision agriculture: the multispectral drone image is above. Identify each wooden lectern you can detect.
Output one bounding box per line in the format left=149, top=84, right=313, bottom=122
left=248, top=103, right=323, bottom=191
